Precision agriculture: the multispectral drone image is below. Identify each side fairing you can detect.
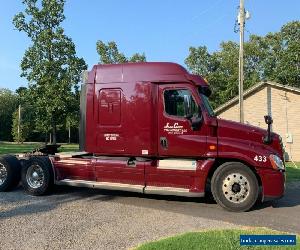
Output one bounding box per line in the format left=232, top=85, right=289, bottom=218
left=85, top=81, right=157, bottom=157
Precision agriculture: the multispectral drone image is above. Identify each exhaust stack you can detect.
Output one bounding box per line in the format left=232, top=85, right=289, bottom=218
left=79, top=70, right=88, bottom=151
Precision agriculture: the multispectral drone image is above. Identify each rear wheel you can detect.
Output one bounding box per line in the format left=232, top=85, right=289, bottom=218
left=0, top=155, right=21, bottom=191
left=211, top=162, right=259, bottom=212
left=22, top=156, right=54, bottom=196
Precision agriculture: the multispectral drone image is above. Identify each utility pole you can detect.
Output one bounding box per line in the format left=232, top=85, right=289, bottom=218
left=68, top=121, right=71, bottom=144
left=17, top=104, right=21, bottom=143
left=238, top=0, right=245, bottom=123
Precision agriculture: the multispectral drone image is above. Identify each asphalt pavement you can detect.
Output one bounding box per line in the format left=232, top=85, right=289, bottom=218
left=0, top=181, right=299, bottom=250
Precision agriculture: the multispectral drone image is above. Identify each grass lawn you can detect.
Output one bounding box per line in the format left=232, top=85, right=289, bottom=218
left=135, top=228, right=299, bottom=250
left=285, top=162, right=300, bottom=183
left=0, top=142, right=79, bottom=154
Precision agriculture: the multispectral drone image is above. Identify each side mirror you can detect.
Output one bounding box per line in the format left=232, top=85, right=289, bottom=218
left=190, top=113, right=203, bottom=131
left=184, top=95, right=193, bottom=119
left=264, top=115, right=273, bottom=125
left=263, top=115, right=273, bottom=144
left=184, top=94, right=203, bottom=131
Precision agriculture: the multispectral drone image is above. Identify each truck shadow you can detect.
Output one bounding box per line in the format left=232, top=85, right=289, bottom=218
left=1, top=182, right=299, bottom=222
left=90, top=182, right=300, bottom=233
left=51, top=181, right=300, bottom=212
left=0, top=185, right=116, bottom=220
left=252, top=181, right=300, bottom=210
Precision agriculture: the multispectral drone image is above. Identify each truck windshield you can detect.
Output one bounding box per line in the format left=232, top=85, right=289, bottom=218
left=200, top=93, right=215, bottom=117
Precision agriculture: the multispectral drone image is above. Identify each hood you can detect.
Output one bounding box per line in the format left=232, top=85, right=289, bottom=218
left=217, top=118, right=283, bottom=157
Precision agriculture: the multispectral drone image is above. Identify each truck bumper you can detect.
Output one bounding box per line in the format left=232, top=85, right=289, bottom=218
left=256, top=168, right=285, bottom=202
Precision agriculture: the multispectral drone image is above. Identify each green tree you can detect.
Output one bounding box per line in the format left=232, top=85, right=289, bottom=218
left=129, top=53, right=147, bottom=63
left=13, top=0, right=87, bottom=144
left=185, top=42, right=240, bottom=108
left=96, top=40, right=146, bottom=64
left=263, top=21, right=300, bottom=86
left=185, top=21, right=300, bottom=108
left=65, top=89, right=80, bottom=143
left=184, top=46, right=214, bottom=77
left=12, top=106, right=30, bottom=143
left=12, top=87, right=38, bottom=143
left=0, top=89, right=18, bottom=141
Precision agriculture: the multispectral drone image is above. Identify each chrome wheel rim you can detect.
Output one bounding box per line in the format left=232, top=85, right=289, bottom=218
left=222, top=173, right=250, bottom=203
left=0, top=163, right=8, bottom=185
left=26, top=164, right=44, bottom=189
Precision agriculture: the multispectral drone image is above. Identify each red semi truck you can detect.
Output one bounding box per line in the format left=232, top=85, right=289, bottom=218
left=0, top=62, right=285, bottom=212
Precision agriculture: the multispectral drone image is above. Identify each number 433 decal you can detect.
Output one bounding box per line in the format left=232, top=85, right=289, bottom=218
left=254, top=155, right=267, bottom=162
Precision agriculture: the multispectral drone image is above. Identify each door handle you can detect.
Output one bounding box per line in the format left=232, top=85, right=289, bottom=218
left=160, top=137, right=168, bottom=149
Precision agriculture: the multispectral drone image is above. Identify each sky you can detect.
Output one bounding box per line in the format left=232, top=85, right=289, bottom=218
left=0, top=0, right=299, bottom=91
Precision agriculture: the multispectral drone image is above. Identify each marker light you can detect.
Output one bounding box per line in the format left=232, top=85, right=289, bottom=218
left=269, top=154, right=285, bottom=171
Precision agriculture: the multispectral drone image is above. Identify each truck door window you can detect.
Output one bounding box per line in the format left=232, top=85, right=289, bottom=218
left=164, top=89, right=198, bottom=117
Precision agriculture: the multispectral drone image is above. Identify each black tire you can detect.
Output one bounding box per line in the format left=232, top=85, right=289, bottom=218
left=211, top=162, right=259, bottom=212
left=0, top=155, right=21, bottom=192
left=21, top=156, right=54, bottom=196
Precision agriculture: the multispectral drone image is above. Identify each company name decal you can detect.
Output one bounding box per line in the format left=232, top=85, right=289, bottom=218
left=104, top=133, right=119, bottom=141
left=164, top=122, right=187, bottom=135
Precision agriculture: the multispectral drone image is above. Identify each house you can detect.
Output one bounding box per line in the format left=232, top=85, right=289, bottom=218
left=215, top=81, right=300, bottom=161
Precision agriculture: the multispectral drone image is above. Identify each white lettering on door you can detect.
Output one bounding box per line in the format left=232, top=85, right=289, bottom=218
left=164, top=122, right=187, bottom=135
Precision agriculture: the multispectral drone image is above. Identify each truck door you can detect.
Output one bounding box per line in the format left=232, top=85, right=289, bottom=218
left=144, top=84, right=208, bottom=195
left=157, top=84, right=207, bottom=157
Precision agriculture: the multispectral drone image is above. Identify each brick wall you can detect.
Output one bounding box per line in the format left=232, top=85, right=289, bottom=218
left=217, top=84, right=300, bottom=161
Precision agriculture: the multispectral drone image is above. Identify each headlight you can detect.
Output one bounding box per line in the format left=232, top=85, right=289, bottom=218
left=269, top=154, right=285, bottom=171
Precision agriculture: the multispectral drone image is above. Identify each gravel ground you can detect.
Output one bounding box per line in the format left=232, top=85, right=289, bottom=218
left=0, top=187, right=238, bottom=250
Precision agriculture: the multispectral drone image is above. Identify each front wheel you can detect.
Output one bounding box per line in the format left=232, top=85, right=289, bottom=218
left=21, top=157, right=54, bottom=196
left=211, top=162, right=259, bottom=212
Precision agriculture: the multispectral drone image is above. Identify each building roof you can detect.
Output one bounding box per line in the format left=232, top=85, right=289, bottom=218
left=215, top=81, right=300, bottom=114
